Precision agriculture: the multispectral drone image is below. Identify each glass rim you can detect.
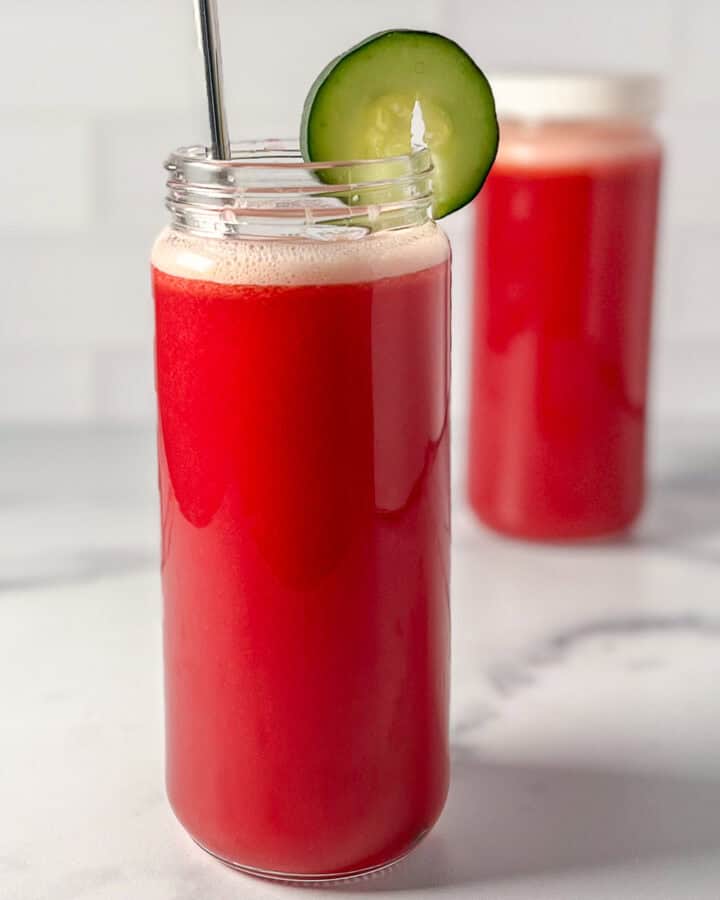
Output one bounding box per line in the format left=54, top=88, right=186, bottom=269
left=164, top=140, right=435, bottom=239
left=167, top=139, right=433, bottom=173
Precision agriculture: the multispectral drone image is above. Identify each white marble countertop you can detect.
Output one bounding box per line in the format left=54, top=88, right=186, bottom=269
left=2, top=421, right=720, bottom=900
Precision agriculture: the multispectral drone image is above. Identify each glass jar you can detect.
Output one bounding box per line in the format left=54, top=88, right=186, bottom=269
left=151, top=142, right=451, bottom=881
left=469, top=73, right=662, bottom=540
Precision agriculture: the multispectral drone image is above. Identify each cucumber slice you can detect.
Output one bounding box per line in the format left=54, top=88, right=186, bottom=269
left=300, top=30, right=498, bottom=219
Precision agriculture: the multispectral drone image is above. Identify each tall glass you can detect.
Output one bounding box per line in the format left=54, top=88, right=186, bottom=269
left=469, top=74, right=662, bottom=540
left=151, top=143, right=451, bottom=881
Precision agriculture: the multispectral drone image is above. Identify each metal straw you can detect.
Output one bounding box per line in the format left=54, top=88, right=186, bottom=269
left=194, top=0, right=231, bottom=159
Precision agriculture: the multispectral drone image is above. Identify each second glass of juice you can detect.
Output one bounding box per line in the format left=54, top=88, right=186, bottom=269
left=152, top=144, right=451, bottom=881
left=469, top=73, right=662, bottom=540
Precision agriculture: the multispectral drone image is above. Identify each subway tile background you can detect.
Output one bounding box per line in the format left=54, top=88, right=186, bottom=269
left=1, top=0, right=718, bottom=434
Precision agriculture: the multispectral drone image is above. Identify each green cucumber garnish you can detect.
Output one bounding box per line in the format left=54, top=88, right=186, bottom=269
left=300, top=30, right=498, bottom=218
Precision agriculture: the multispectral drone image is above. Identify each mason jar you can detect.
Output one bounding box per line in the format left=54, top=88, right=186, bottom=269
left=151, top=142, right=451, bottom=881
left=469, top=73, right=663, bottom=540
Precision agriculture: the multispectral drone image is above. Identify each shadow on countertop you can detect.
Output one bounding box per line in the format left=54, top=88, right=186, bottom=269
left=340, top=746, right=720, bottom=892
left=635, top=444, right=720, bottom=562
left=452, top=431, right=720, bottom=566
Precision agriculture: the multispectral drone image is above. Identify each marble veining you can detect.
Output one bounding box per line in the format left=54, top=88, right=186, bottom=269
left=2, top=420, right=720, bottom=899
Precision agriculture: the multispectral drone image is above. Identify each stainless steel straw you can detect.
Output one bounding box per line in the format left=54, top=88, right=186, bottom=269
left=194, top=0, right=231, bottom=159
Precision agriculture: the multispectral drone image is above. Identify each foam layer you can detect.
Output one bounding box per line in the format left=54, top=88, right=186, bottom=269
left=496, top=122, right=661, bottom=170
left=151, top=222, right=449, bottom=286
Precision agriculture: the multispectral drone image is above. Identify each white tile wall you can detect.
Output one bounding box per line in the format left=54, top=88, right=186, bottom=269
left=1, top=0, right=718, bottom=429
left=2, top=236, right=152, bottom=345
left=657, top=226, right=720, bottom=343
left=673, top=0, right=720, bottom=109
left=0, top=3, right=197, bottom=113
left=217, top=0, right=441, bottom=137
left=441, top=205, right=475, bottom=424
left=0, top=116, right=95, bottom=234
left=0, top=348, right=94, bottom=423
left=442, top=0, right=677, bottom=74
left=662, top=111, right=720, bottom=228
left=100, top=113, right=198, bottom=234
left=92, top=348, right=155, bottom=424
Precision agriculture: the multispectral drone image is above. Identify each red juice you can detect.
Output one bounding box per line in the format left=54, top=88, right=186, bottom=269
left=469, top=123, right=661, bottom=539
left=152, top=226, right=450, bottom=877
